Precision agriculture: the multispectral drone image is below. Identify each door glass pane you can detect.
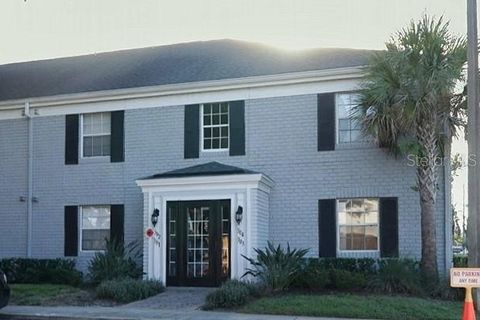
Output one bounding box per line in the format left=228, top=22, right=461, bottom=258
left=168, top=207, right=177, bottom=277
left=221, top=204, right=230, bottom=277
left=186, top=206, right=210, bottom=278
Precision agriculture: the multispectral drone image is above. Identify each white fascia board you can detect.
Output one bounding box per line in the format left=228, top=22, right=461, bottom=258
left=136, top=173, right=274, bottom=193
left=0, top=67, right=364, bottom=120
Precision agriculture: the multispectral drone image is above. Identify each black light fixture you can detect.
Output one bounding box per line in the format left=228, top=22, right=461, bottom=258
left=151, top=209, right=159, bottom=227
left=235, top=206, right=243, bottom=224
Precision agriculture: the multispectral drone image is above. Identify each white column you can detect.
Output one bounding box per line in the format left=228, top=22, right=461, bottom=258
left=152, top=195, right=163, bottom=282
left=232, top=192, right=247, bottom=279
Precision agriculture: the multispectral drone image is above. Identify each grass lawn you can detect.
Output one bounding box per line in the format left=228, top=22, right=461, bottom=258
left=240, top=293, right=477, bottom=320
left=9, top=284, right=114, bottom=306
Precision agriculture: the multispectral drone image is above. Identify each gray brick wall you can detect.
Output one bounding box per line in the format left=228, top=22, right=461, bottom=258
left=251, top=189, right=270, bottom=252
left=0, top=93, right=449, bottom=274
left=0, top=118, right=28, bottom=257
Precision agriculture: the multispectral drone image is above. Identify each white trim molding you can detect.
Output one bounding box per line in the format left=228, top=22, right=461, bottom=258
left=0, top=67, right=364, bottom=120
left=136, top=173, right=274, bottom=284
left=136, top=173, right=274, bottom=191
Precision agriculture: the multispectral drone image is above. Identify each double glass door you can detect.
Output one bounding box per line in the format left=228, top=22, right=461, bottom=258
left=166, top=200, right=230, bottom=287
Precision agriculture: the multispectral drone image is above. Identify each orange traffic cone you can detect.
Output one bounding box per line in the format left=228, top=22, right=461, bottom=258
left=463, top=287, right=477, bottom=320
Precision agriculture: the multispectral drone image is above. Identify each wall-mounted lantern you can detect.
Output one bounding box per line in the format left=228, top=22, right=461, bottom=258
left=235, top=206, right=243, bottom=225
left=151, top=209, right=159, bottom=227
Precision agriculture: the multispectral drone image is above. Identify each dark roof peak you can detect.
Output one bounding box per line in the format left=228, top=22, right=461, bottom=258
left=141, top=161, right=258, bottom=180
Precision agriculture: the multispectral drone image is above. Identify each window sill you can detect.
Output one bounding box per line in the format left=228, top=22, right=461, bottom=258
left=335, top=142, right=377, bottom=150
left=201, top=149, right=229, bottom=153
left=79, top=250, right=105, bottom=255
left=200, top=149, right=230, bottom=156
left=338, top=250, right=379, bottom=253
left=78, top=156, right=111, bottom=164
left=336, top=250, right=380, bottom=259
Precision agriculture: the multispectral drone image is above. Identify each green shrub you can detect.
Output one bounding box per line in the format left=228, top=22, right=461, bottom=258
left=429, top=279, right=464, bottom=301
left=368, top=258, right=422, bottom=295
left=293, top=259, right=330, bottom=290
left=453, top=255, right=468, bottom=267
left=315, top=258, right=377, bottom=274
left=355, top=258, right=378, bottom=275
left=204, top=280, right=258, bottom=309
left=96, top=278, right=164, bottom=303
left=242, top=242, right=308, bottom=293
left=0, top=258, right=82, bottom=286
left=87, top=239, right=143, bottom=285
left=329, top=269, right=367, bottom=290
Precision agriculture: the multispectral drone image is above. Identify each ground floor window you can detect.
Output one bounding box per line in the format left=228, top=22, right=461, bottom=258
left=337, top=198, right=379, bottom=251
left=80, top=205, right=110, bottom=251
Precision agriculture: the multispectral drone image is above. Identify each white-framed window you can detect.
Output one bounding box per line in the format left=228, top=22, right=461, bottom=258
left=336, top=93, right=364, bottom=144
left=338, top=198, right=379, bottom=251
left=201, top=102, right=229, bottom=151
left=80, top=205, right=110, bottom=251
left=81, top=112, right=111, bottom=157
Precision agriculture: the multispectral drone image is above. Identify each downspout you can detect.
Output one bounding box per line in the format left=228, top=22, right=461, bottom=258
left=24, top=102, right=33, bottom=257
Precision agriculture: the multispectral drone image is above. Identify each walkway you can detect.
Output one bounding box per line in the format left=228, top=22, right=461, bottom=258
left=123, top=287, right=214, bottom=310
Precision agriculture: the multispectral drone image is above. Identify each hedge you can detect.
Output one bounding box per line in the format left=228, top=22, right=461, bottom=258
left=0, top=258, right=82, bottom=286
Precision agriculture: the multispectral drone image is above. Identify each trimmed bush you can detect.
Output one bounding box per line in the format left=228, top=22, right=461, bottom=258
left=88, top=239, right=143, bottom=285
left=243, top=242, right=308, bottom=293
left=293, top=259, right=330, bottom=290
left=315, top=258, right=377, bottom=274
left=329, top=269, right=367, bottom=290
left=0, top=258, right=82, bottom=286
left=204, top=280, right=258, bottom=309
left=368, top=258, right=422, bottom=295
left=96, top=278, right=164, bottom=303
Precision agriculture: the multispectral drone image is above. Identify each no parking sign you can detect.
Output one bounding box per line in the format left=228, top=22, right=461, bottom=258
left=450, top=268, right=480, bottom=320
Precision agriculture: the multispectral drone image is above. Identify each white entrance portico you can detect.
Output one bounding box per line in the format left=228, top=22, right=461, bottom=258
left=136, top=162, right=274, bottom=286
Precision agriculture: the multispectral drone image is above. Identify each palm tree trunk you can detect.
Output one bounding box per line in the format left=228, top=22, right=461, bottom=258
left=416, top=120, right=439, bottom=279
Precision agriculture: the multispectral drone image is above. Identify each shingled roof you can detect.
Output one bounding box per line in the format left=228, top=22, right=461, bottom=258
left=141, top=162, right=258, bottom=180
left=0, top=39, right=373, bottom=102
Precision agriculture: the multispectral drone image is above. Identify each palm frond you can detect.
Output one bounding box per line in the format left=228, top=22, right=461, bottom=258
left=355, top=14, right=466, bottom=155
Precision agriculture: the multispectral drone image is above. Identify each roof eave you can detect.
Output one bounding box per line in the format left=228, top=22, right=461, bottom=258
left=0, top=66, right=366, bottom=110
left=136, top=173, right=275, bottom=190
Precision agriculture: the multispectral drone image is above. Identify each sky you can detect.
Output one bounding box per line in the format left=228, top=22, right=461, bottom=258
left=0, top=0, right=468, bottom=63
left=0, top=0, right=471, bottom=223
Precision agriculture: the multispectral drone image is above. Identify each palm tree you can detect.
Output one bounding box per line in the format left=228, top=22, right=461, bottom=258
left=355, top=15, right=467, bottom=278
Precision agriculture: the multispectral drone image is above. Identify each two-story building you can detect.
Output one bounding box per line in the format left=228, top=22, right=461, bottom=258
left=0, top=39, right=452, bottom=286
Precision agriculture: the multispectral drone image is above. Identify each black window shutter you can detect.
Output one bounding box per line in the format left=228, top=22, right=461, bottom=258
left=379, top=197, right=399, bottom=257
left=317, top=93, right=336, bottom=151
left=184, top=104, right=200, bottom=159
left=229, top=100, right=246, bottom=156
left=65, top=114, right=79, bottom=165
left=110, top=111, right=124, bottom=163
left=110, top=204, right=125, bottom=245
left=318, top=199, right=336, bottom=257
left=64, top=206, right=78, bottom=257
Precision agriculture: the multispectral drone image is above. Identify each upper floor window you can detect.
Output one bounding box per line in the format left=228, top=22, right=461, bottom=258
left=202, top=103, right=229, bottom=151
left=81, top=112, right=111, bottom=157
left=80, top=205, right=110, bottom=251
left=336, top=93, right=363, bottom=144
left=338, top=198, right=379, bottom=251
